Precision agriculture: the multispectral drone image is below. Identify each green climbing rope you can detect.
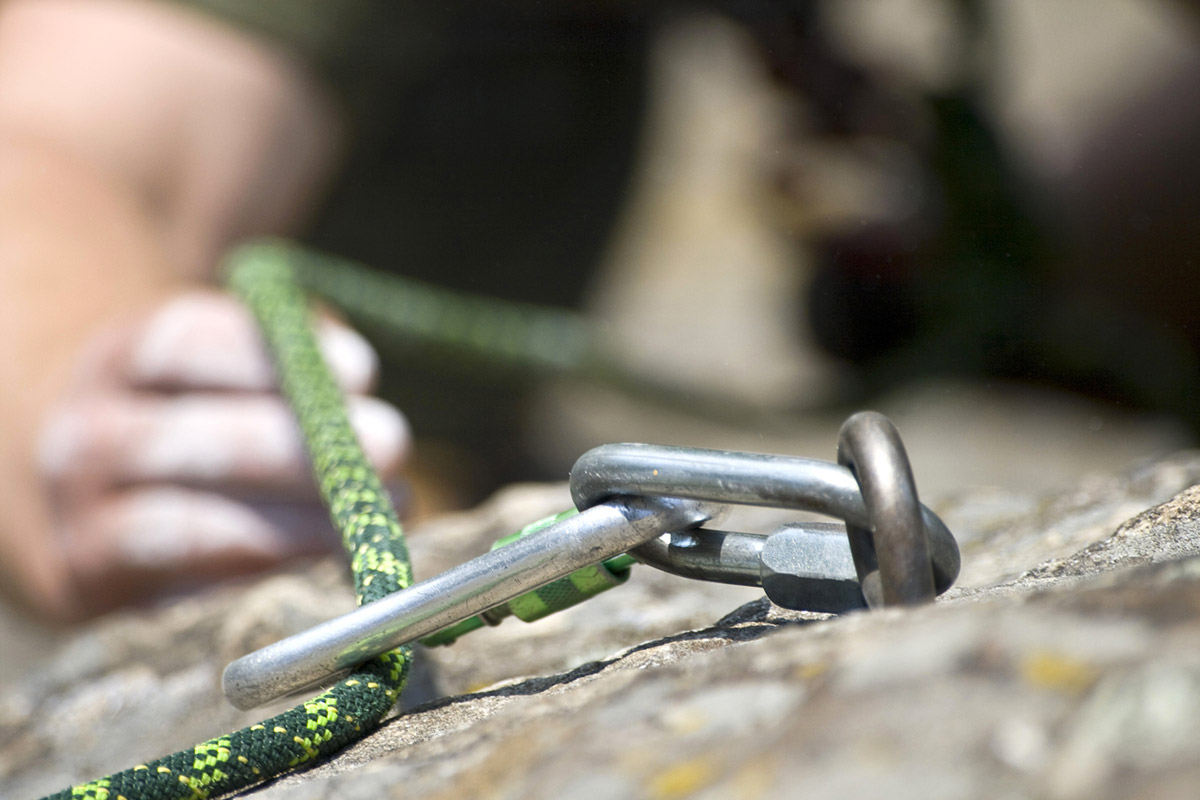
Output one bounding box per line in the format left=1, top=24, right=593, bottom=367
left=285, top=243, right=594, bottom=376
left=281, top=241, right=784, bottom=424
left=43, top=242, right=414, bottom=800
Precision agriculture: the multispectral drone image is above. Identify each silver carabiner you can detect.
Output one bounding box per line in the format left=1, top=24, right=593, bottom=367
left=224, top=412, right=957, bottom=710
left=223, top=495, right=721, bottom=709
left=569, top=412, right=958, bottom=609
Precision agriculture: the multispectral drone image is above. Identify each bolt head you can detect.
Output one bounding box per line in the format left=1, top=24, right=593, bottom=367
left=759, top=524, right=866, bottom=614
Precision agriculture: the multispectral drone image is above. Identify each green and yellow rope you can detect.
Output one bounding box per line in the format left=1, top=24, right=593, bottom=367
left=43, top=242, right=414, bottom=800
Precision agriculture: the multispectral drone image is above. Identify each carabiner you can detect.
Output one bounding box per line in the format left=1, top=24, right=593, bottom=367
left=225, top=413, right=959, bottom=710
left=570, top=417, right=958, bottom=608
left=223, top=495, right=721, bottom=709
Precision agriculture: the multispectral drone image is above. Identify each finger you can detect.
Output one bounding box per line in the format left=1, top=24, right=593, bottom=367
left=38, top=393, right=410, bottom=497
left=58, top=487, right=344, bottom=617
left=115, top=291, right=378, bottom=393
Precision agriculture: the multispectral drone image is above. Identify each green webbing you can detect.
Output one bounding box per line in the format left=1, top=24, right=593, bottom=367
left=42, top=242, right=414, bottom=800
left=419, top=511, right=636, bottom=647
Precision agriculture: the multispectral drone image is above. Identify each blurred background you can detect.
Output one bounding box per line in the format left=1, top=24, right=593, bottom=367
left=548, top=0, right=1200, bottom=483
left=368, top=0, right=1200, bottom=513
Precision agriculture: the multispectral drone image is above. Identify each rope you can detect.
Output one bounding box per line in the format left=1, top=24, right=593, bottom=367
left=43, top=242, right=413, bottom=800
left=286, top=243, right=594, bottom=375
left=282, top=241, right=785, bottom=424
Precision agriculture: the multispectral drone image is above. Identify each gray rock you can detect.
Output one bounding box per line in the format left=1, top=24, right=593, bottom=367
left=7, top=454, right=1200, bottom=799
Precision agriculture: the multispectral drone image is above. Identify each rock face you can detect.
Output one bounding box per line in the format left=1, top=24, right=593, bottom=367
left=6, top=456, right=1200, bottom=800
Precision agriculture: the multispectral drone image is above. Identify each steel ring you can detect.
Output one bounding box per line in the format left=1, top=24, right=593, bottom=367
left=837, top=411, right=933, bottom=607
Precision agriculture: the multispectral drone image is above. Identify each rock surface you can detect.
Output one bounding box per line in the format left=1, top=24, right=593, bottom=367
left=6, top=451, right=1200, bottom=799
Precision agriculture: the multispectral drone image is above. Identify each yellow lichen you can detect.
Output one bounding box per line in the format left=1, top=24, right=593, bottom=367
left=1020, top=650, right=1100, bottom=693
left=647, top=758, right=716, bottom=799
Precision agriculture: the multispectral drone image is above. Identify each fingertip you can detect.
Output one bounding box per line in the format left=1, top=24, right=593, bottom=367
left=316, top=319, right=379, bottom=393
left=347, top=396, right=411, bottom=479
left=60, top=489, right=341, bottom=616
left=126, top=292, right=276, bottom=390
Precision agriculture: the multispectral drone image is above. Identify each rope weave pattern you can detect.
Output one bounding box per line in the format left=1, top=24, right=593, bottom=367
left=43, top=242, right=413, bottom=800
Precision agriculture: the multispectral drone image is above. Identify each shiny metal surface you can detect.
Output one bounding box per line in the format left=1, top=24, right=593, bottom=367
left=569, top=439, right=958, bottom=596
left=631, top=528, right=767, bottom=586
left=631, top=521, right=867, bottom=613
left=838, top=410, right=933, bottom=607
left=758, top=522, right=866, bottom=613
left=223, top=495, right=719, bottom=710
left=571, top=444, right=863, bottom=516
left=228, top=413, right=960, bottom=710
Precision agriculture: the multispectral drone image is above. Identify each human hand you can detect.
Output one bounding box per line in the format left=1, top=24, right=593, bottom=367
left=33, top=290, right=409, bottom=618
